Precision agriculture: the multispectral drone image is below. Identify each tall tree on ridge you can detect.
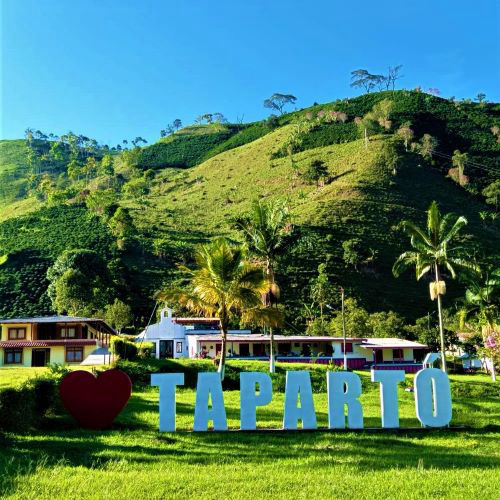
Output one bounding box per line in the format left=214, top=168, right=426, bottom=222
left=393, top=201, right=476, bottom=372
left=237, top=199, right=291, bottom=372
left=263, top=93, right=297, bottom=115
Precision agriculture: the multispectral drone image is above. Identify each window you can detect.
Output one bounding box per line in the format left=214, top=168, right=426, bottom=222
left=341, top=342, right=353, bottom=353
left=393, top=349, right=404, bottom=361
left=61, top=327, right=76, bottom=338
left=414, top=349, right=425, bottom=362
left=66, top=346, right=83, bottom=362
left=5, top=348, right=23, bottom=364
left=8, top=328, right=26, bottom=340
left=176, top=341, right=183, bottom=353
left=278, top=343, right=291, bottom=355
left=239, top=343, right=250, bottom=356
left=253, top=343, right=265, bottom=356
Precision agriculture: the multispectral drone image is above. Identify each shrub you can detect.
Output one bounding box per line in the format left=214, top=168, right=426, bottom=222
left=114, top=358, right=341, bottom=393
left=0, top=375, right=60, bottom=432
left=137, top=342, right=155, bottom=359
left=0, top=387, right=37, bottom=432
left=303, top=160, right=329, bottom=186
left=23, top=377, right=58, bottom=416
left=111, top=337, right=138, bottom=361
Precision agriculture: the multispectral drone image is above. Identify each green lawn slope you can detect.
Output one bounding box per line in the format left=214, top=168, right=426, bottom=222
left=0, top=365, right=499, bottom=499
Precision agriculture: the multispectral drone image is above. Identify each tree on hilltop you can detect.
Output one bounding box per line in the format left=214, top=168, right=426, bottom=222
left=350, top=69, right=385, bottom=93
left=475, top=93, right=487, bottom=103
left=263, top=93, right=297, bottom=115
left=385, top=65, right=403, bottom=91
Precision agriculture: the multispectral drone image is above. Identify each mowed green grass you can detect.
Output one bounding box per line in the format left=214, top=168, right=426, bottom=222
left=1, top=366, right=499, bottom=499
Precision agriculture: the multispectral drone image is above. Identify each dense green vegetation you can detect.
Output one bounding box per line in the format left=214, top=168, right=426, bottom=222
left=0, top=91, right=498, bottom=344
left=0, top=365, right=499, bottom=499
left=134, top=124, right=247, bottom=169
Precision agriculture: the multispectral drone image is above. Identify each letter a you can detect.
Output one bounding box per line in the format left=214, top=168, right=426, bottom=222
left=194, top=373, right=228, bottom=431
left=283, top=372, right=317, bottom=430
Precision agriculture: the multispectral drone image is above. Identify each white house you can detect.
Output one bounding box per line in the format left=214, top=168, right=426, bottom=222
left=187, top=333, right=428, bottom=373
left=136, top=308, right=428, bottom=373
left=134, top=308, right=251, bottom=359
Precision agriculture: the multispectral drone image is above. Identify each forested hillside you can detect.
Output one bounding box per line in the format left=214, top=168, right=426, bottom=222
left=0, top=90, right=499, bottom=333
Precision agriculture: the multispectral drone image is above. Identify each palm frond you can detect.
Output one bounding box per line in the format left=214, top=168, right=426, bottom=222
left=427, top=201, right=441, bottom=242
left=400, top=221, right=432, bottom=248
left=392, top=251, right=418, bottom=277
left=241, top=307, right=284, bottom=328
left=440, top=215, right=468, bottom=245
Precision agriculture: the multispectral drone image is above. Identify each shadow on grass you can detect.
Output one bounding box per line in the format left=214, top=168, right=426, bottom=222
left=1, top=383, right=499, bottom=498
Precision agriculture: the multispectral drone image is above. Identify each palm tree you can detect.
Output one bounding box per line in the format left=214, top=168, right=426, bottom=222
left=238, top=199, right=290, bottom=372
left=158, top=238, right=283, bottom=379
left=460, top=266, right=499, bottom=381
left=393, top=201, right=476, bottom=372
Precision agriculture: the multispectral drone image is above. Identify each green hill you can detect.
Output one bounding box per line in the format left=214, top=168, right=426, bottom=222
left=0, top=91, right=499, bottom=327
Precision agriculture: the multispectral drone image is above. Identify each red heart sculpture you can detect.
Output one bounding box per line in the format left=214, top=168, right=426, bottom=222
left=60, top=369, right=132, bottom=429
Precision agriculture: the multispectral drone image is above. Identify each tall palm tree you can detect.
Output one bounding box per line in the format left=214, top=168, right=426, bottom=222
left=158, top=238, right=283, bottom=379
left=460, top=266, right=499, bottom=381
left=393, top=201, right=475, bottom=372
left=238, top=199, right=290, bottom=372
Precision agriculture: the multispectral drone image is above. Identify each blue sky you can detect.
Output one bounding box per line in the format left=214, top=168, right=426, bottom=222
left=1, top=0, right=499, bottom=146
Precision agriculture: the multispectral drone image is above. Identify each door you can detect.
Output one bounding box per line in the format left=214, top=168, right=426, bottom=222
left=32, top=348, right=50, bottom=367
left=375, top=349, right=384, bottom=364
left=159, top=340, right=174, bottom=359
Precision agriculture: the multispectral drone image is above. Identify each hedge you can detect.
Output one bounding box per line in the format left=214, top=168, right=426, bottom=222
left=113, top=358, right=372, bottom=393
left=0, top=377, right=58, bottom=432
left=110, top=337, right=138, bottom=361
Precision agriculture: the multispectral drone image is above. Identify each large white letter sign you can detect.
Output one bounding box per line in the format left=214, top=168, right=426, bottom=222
left=151, top=373, right=184, bottom=432
left=327, top=372, right=363, bottom=429
left=283, top=371, right=317, bottom=430
left=194, top=373, right=228, bottom=431
left=414, top=368, right=452, bottom=428
left=371, top=370, right=405, bottom=428
left=240, top=372, right=273, bottom=430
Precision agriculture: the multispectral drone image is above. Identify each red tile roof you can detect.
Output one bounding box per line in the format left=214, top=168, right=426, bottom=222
left=0, top=340, right=98, bottom=348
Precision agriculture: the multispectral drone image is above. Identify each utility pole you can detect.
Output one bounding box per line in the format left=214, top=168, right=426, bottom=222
left=341, top=287, right=347, bottom=370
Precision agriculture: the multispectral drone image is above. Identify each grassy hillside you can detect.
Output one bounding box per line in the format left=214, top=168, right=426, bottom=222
left=127, top=129, right=499, bottom=319
left=0, top=91, right=498, bottom=326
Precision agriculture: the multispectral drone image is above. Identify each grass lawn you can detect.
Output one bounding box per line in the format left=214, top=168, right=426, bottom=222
left=0, top=366, right=499, bottom=499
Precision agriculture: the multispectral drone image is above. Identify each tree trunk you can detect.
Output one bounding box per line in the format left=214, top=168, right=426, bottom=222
left=270, top=327, right=275, bottom=374
left=218, top=328, right=227, bottom=380
left=364, top=127, right=368, bottom=149
left=435, top=264, right=447, bottom=373
left=266, top=259, right=276, bottom=374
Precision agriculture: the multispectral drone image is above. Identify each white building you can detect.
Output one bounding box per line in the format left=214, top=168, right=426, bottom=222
left=187, top=334, right=428, bottom=372
left=136, top=308, right=428, bottom=373
left=134, top=308, right=251, bottom=359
